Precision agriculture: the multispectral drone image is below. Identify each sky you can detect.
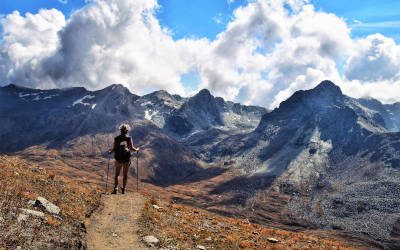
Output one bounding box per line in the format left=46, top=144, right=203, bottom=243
left=1, top=0, right=400, bottom=108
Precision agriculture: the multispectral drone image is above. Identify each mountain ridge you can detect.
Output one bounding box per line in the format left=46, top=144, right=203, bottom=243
left=1, top=80, right=400, bottom=247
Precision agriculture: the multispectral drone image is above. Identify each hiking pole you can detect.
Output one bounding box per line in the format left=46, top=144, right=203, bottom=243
left=105, top=154, right=111, bottom=193
left=136, top=150, right=139, bottom=192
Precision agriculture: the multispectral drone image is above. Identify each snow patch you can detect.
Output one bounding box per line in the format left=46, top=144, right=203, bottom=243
left=43, top=94, right=59, bottom=100
left=91, top=104, right=97, bottom=109
left=140, top=101, right=153, bottom=107
left=145, top=110, right=158, bottom=120
left=73, top=95, right=95, bottom=107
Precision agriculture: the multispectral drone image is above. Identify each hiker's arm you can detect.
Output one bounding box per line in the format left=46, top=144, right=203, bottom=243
left=108, top=139, right=117, bottom=154
left=128, top=138, right=139, bottom=152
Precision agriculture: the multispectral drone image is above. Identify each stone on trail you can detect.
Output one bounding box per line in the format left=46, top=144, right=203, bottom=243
left=143, top=235, right=159, bottom=247
left=196, top=245, right=206, bottom=250
left=35, top=197, right=60, bottom=215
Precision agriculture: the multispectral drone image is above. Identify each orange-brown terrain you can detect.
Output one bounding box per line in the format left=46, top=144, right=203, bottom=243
left=1, top=143, right=383, bottom=249
left=0, top=156, right=102, bottom=249
left=139, top=197, right=366, bottom=249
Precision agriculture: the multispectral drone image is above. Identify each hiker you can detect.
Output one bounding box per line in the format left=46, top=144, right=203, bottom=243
left=108, top=124, right=139, bottom=194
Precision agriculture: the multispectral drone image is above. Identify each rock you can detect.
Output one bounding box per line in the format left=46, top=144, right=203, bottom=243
left=267, top=237, right=279, bottom=243
left=27, top=200, right=36, bottom=206
left=16, top=246, right=22, bottom=250
left=17, top=208, right=46, bottom=223
left=143, top=235, right=159, bottom=247
left=196, top=245, right=206, bottom=250
left=20, top=208, right=45, bottom=218
left=152, top=204, right=162, bottom=210
left=17, top=213, right=28, bottom=222
left=0, top=216, right=4, bottom=222
left=205, top=236, right=212, bottom=242
left=36, top=197, right=60, bottom=215
left=112, top=233, right=118, bottom=237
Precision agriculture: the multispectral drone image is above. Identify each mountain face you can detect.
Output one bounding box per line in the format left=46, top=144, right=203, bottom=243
left=0, top=83, right=265, bottom=185
left=1, top=81, right=400, bottom=246
left=206, top=80, right=400, bottom=243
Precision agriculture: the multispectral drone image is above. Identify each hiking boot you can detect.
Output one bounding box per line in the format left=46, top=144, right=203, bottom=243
left=111, top=188, right=118, bottom=195
left=121, top=187, right=126, bottom=194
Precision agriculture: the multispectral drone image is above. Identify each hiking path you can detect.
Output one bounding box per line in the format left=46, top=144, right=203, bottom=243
left=86, top=192, right=148, bottom=250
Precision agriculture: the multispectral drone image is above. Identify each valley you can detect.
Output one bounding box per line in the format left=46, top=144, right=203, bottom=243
left=1, top=81, right=400, bottom=249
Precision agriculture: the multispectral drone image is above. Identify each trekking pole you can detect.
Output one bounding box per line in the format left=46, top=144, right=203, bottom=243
left=105, top=154, right=111, bottom=193
left=136, top=150, right=139, bottom=192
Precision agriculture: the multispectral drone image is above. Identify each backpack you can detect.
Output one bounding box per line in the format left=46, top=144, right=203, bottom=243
left=114, top=143, right=132, bottom=163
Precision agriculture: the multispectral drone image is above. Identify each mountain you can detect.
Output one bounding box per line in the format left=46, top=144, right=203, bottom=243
left=351, top=97, right=400, bottom=132
left=205, top=80, right=400, bottom=245
left=2, top=81, right=400, bottom=247
left=0, top=83, right=266, bottom=185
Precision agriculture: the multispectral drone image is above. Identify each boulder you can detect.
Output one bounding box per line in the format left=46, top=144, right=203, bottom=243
left=17, top=208, right=46, bottom=223
left=21, top=209, right=45, bottom=218
left=35, top=197, right=60, bottom=215
left=152, top=204, right=162, bottom=210
left=267, top=237, right=279, bottom=243
left=143, top=235, right=159, bottom=247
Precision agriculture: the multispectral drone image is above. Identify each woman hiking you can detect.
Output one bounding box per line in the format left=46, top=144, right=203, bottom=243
left=109, top=124, right=139, bottom=194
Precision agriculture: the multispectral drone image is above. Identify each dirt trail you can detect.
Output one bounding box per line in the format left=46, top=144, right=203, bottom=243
left=86, top=192, right=148, bottom=250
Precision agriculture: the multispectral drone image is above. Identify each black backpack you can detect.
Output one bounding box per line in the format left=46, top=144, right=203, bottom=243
left=114, top=143, right=131, bottom=163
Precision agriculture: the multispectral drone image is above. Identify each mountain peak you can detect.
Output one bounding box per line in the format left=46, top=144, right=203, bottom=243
left=197, top=89, right=212, bottom=96
left=313, top=80, right=342, bottom=95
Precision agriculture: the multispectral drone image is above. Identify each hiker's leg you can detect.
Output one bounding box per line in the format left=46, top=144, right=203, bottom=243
left=114, top=161, right=122, bottom=189
left=122, top=161, right=130, bottom=189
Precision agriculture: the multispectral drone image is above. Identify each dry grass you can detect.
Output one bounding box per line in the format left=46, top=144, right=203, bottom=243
left=0, top=155, right=102, bottom=249
left=138, top=197, right=362, bottom=250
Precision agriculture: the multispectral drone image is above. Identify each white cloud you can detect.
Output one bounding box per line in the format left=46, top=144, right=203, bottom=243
left=0, top=9, right=66, bottom=87
left=345, top=34, right=400, bottom=82
left=1, top=0, right=400, bottom=107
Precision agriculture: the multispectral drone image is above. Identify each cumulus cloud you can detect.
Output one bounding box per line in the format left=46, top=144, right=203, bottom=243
left=1, top=0, right=400, bottom=107
left=0, top=9, right=66, bottom=87
left=345, top=34, right=400, bottom=82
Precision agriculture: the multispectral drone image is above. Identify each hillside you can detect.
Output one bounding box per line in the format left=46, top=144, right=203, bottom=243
left=138, top=196, right=371, bottom=249
left=0, top=156, right=102, bottom=249
left=0, top=155, right=371, bottom=250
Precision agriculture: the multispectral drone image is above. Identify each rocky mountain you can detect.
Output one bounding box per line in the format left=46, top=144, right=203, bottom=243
left=2, top=80, right=400, bottom=247
left=0, top=83, right=265, bottom=184
left=206, top=80, right=400, bottom=245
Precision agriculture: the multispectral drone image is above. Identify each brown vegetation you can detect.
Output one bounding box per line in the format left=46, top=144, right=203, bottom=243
left=0, top=156, right=102, bottom=249
left=138, top=197, right=362, bottom=250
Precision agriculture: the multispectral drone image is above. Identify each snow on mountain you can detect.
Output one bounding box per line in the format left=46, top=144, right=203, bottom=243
left=1, top=81, right=400, bottom=245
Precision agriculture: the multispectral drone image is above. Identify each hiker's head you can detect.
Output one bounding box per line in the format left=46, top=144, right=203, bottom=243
left=119, top=124, right=130, bottom=135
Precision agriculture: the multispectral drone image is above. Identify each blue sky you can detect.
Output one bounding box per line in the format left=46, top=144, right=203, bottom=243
left=1, top=0, right=399, bottom=42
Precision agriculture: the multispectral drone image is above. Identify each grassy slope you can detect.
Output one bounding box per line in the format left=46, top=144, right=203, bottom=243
left=138, top=197, right=363, bottom=250
left=0, top=156, right=102, bottom=249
